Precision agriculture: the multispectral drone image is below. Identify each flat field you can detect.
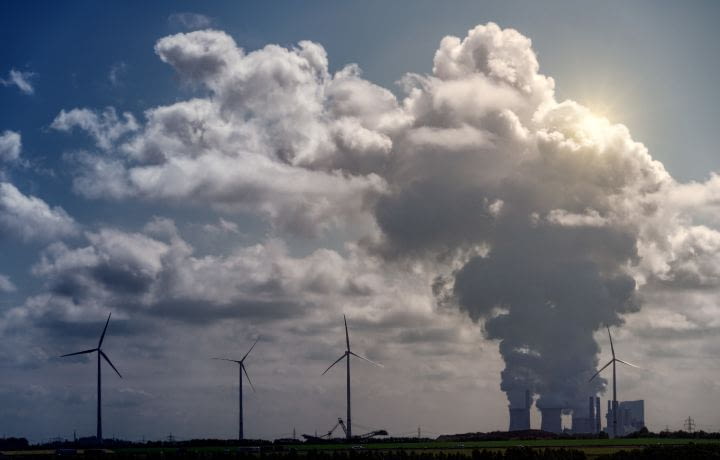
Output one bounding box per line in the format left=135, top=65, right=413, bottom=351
left=294, top=438, right=720, bottom=450
left=5, top=438, right=720, bottom=459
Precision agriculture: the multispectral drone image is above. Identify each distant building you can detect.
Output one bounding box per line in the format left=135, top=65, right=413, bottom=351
left=571, top=396, right=601, bottom=433
left=540, top=407, right=563, bottom=433
left=507, top=389, right=532, bottom=431
left=606, top=400, right=645, bottom=436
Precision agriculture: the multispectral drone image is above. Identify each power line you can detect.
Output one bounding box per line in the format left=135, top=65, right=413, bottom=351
left=684, top=417, right=695, bottom=433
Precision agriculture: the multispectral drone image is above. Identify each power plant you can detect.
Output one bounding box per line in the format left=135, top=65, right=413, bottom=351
left=507, top=391, right=644, bottom=435
left=606, top=400, right=645, bottom=436
left=570, top=397, right=602, bottom=434
left=503, top=327, right=647, bottom=435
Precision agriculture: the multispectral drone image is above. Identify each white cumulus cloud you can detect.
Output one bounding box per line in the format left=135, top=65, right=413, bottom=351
left=0, top=69, right=35, bottom=95
left=0, top=182, right=78, bottom=242
left=0, top=130, right=21, bottom=163
left=51, top=107, right=138, bottom=150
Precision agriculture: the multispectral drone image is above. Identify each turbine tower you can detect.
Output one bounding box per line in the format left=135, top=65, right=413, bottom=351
left=322, top=315, right=382, bottom=440
left=589, top=326, right=640, bottom=438
left=60, top=312, right=122, bottom=443
left=213, top=338, right=258, bottom=440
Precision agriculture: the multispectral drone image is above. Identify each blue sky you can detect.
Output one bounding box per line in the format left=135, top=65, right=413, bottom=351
left=2, top=0, right=720, bottom=442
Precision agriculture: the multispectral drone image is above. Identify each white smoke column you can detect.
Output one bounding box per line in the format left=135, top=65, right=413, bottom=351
left=371, top=23, right=670, bottom=414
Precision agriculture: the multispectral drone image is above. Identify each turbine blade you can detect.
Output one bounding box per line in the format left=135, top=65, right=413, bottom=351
left=242, top=363, right=255, bottom=392
left=100, top=350, right=122, bottom=378
left=322, top=352, right=347, bottom=375
left=616, top=358, right=642, bottom=370
left=344, top=315, right=350, bottom=352
left=606, top=326, right=615, bottom=359
left=212, top=358, right=242, bottom=363
left=349, top=351, right=383, bottom=368
left=98, top=312, right=112, bottom=349
left=589, top=359, right=614, bottom=382
left=240, top=337, right=259, bottom=363
left=60, top=348, right=97, bottom=358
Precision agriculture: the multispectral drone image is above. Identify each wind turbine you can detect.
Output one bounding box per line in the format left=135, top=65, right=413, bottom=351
left=589, top=326, right=640, bottom=438
left=60, top=312, right=122, bottom=443
left=213, top=338, right=258, bottom=440
left=322, top=315, right=382, bottom=440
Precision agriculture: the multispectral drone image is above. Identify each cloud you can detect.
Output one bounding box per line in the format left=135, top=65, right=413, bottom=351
left=108, top=61, right=127, bottom=87
left=14, top=21, right=720, bottom=434
left=0, top=274, right=15, bottom=292
left=202, top=217, right=241, bottom=235
left=349, top=23, right=693, bottom=413
left=0, top=182, right=78, bottom=242
left=51, top=107, right=138, bottom=150
left=67, top=30, right=404, bottom=236
left=0, top=69, right=35, bottom=95
left=168, top=12, right=213, bottom=30
left=18, top=226, right=357, bottom=326
left=0, top=130, right=21, bottom=163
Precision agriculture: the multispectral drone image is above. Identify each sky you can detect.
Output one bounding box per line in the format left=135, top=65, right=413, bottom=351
left=2, top=0, right=720, bottom=442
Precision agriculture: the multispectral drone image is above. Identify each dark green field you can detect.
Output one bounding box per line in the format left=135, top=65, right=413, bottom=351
left=292, top=438, right=720, bottom=450
left=5, top=438, right=720, bottom=459
left=106, top=438, right=720, bottom=460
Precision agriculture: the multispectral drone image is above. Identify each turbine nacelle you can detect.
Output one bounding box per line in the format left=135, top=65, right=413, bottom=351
left=212, top=337, right=258, bottom=390
left=588, top=326, right=641, bottom=383
left=59, top=312, right=122, bottom=379
left=323, top=314, right=383, bottom=376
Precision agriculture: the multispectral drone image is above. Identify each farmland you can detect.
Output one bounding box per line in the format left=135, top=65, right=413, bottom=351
left=5, top=438, right=720, bottom=459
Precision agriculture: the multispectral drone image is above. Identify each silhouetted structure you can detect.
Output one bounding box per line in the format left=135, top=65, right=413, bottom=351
left=539, top=407, right=562, bottom=434
left=60, top=312, right=122, bottom=444
left=322, top=315, right=382, bottom=440
left=508, top=389, right=531, bottom=431
left=606, top=400, right=645, bottom=436
left=570, top=396, right=602, bottom=433
left=590, top=327, right=640, bottom=438
left=212, top=338, right=259, bottom=440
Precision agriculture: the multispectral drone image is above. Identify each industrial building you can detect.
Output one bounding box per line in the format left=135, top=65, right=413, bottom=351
left=571, top=396, right=602, bottom=433
left=507, top=391, right=644, bottom=436
left=606, top=400, right=645, bottom=436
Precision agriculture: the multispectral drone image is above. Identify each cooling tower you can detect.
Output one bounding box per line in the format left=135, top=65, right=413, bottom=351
left=540, top=407, right=562, bottom=433
left=507, top=389, right=531, bottom=431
